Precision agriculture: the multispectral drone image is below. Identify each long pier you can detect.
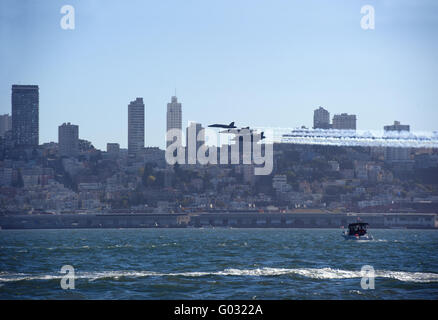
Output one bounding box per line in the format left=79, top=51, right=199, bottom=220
left=0, top=212, right=436, bottom=229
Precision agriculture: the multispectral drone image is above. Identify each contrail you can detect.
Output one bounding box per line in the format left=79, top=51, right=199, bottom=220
left=253, top=127, right=438, bottom=148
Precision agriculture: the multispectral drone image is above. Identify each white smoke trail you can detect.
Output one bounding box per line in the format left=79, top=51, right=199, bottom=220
left=253, top=127, right=438, bottom=148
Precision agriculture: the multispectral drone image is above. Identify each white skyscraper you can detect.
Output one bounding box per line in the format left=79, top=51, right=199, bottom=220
left=166, top=96, right=182, bottom=148
left=128, top=98, right=145, bottom=157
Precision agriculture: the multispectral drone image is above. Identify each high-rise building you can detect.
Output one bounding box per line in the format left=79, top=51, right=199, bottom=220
left=128, top=98, right=145, bottom=157
left=58, top=122, right=79, bottom=157
left=332, top=113, right=356, bottom=130
left=384, top=121, right=410, bottom=162
left=186, top=122, right=205, bottom=164
left=166, top=96, right=182, bottom=148
left=12, top=85, right=39, bottom=146
left=313, top=107, right=331, bottom=129
left=0, top=114, right=12, bottom=138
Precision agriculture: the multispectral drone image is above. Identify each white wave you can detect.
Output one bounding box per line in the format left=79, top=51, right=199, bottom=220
left=1, top=267, right=438, bottom=283
left=381, top=271, right=438, bottom=283
left=106, top=244, right=132, bottom=249
left=349, top=290, right=364, bottom=295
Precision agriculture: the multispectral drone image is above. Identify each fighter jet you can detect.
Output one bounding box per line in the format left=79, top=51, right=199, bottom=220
left=208, top=122, right=236, bottom=129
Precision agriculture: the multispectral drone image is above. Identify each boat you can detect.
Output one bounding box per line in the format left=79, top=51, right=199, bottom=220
left=342, top=222, right=373, bottom=240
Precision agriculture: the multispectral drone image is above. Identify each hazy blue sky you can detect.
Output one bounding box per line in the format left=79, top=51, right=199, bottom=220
left=1, top=0, right=437, bottom=149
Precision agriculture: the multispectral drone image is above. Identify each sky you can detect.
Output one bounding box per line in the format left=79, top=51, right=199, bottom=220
left=1, top=0, right=437, bottom=150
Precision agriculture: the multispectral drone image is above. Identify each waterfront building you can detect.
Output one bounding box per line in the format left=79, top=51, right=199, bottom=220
left=272, top=174, right=291, bottom=193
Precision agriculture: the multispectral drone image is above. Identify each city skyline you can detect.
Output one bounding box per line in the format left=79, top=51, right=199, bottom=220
left=1, top=0, right=438, bottom=150
left=2, top=85, right=438, bottom=152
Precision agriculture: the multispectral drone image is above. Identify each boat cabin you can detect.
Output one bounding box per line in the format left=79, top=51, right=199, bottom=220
left=347, top=222, right=369, bottom=236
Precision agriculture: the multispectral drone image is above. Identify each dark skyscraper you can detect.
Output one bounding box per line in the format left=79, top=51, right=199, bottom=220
left=11, top=85, right=39, bottom=146
left=128, top=97, right=145, bottom=157
left=58, top=122, right=79, bottom=157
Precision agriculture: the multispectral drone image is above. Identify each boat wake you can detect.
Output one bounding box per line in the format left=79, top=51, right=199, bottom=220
left=1, top=267, right=438, bottom=283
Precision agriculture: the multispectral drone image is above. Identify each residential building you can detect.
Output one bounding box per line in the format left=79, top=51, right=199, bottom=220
left=384, top=121, right=410, bottom=132
left=107, top=143, right=120, bottom=157
left=332, top=113, right=356, bottom=130
left=313, top=107, right=331, bottom=129
left=12, top=85, right=39, bottom=146
left=58, top=122, right=79, bottom=157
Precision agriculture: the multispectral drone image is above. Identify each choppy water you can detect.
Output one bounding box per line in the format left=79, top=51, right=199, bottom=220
left=0, top=228, right=437, bottom=299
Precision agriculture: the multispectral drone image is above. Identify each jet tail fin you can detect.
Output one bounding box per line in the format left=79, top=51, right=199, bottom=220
left=229, top=122, right=235, bottom=127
